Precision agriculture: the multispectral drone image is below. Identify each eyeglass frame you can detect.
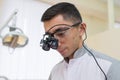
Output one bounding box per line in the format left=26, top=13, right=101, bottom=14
left=45, top=22, right=81, bottom=38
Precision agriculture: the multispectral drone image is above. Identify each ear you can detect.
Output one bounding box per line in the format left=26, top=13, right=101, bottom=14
left=79, top=23, right=86, bottom=36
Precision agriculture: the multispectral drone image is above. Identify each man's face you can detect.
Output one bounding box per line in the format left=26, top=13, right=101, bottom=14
left=43, top=15, right=84, bottom=59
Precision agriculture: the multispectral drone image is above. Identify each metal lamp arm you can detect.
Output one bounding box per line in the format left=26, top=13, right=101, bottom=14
left=0, top=10, right=18, bottom=38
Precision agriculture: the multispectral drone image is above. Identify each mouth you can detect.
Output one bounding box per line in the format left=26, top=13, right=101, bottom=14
left=58, top=48, right=66, bottom=55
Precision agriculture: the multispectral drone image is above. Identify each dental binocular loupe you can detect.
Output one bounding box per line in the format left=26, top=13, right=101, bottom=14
left=40, top=32, right=58, bottom=51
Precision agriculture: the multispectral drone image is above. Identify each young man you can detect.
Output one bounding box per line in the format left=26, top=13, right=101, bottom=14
left=40, top=2, right=120, bottom=80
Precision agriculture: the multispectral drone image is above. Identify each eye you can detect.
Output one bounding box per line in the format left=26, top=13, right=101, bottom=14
left=53, top=27, right=70, bottom=37
left=55, top=31, right=66, bottom=37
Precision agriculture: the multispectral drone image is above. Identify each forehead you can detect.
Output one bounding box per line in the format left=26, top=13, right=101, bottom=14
left=44, top=15, right=73, bottom=32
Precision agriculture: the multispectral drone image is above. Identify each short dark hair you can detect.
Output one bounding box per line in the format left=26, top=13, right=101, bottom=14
left=41, top=2, right=82, bottom=23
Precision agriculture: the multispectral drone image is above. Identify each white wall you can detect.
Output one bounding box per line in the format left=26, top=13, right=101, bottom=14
left=0, top=0, right=62, bottom=79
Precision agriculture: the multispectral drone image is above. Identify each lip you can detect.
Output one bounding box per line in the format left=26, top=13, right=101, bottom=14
left=58, top=48, right=66, bottom=55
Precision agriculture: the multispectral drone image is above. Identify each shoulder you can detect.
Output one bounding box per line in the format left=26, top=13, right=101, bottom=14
left=50, top=59, right=65, bottom=74
left=88, top=48, right=120, bottom=80
left=88, top=48, right=120, bottom=64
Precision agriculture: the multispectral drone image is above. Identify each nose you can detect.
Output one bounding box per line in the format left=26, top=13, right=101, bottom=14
left=58, top=40, right=61, bottom=47
left=55, top=37, right=63, bottom=50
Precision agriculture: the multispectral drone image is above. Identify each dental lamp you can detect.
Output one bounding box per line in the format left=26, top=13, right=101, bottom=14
left=0, top=10, right=28, bottom=49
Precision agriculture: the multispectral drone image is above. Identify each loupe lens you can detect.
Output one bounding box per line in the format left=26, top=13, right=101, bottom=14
left=42, top=43, right=50, bottom=51
left=40, top=33, right=58, bottom=51
left=50, top=38, right=58, bottom=49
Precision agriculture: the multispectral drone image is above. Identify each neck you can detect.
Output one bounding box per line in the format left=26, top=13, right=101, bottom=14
left=64, top=45, right=87, bottom=63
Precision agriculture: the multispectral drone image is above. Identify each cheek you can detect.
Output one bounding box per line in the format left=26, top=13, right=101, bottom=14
left=72, top=32, right=81, bottom=46
left=59, top=30, right=80, bottom=46
left=65, top=34, right=78, bottom=47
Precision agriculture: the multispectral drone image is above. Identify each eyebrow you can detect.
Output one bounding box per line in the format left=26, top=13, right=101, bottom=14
left=52, top=27, right=70, bottom=35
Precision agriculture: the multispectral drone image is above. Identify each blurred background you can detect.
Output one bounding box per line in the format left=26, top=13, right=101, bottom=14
left=0, top=0, right=120, bottom=80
